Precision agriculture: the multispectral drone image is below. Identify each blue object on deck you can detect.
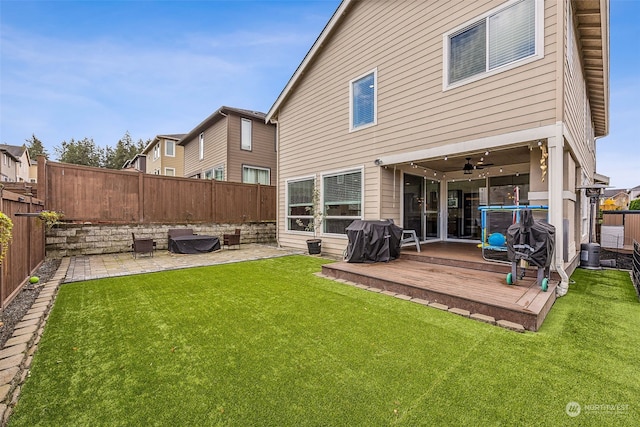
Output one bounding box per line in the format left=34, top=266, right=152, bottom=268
left=488, top=233, right=506, bottom=247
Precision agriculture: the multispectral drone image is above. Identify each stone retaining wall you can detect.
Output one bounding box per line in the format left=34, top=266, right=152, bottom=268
left=45, top=222, right=276, bottom=258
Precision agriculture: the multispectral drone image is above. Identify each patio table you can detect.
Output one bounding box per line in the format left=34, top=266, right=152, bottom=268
left=168, top=235, right=221, bottom=254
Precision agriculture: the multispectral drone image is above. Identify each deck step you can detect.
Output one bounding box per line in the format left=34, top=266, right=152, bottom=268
left=322, top=258, right=556, bottom=331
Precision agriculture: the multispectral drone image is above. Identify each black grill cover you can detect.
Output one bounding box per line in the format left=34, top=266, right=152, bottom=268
left=506, top=209, right=555, bottom=268
left=345, top=220, right=403, bottom=263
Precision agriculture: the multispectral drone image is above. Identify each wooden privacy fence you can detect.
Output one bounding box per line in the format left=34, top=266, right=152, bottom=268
left=0, top=188, right=46, bottom=309
left=40, top=159, right=276, bottom=224
left=600, top=211, right=640, bottom=250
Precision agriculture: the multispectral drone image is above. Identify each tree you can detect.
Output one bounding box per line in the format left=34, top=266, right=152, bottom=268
left=25, top=134, right=49, bottom=159
left=103, top=131, right=146, bottom=169
left=54, top=137, right=104, bottom=167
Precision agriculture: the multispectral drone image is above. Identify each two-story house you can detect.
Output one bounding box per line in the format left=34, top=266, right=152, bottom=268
left=141, top=134, right=185, bottom=177
left=179, top=106, right=276, bottom=185
left=266, top=0, right=609, bottom=295
left=0, top=144, right=32, bottom=182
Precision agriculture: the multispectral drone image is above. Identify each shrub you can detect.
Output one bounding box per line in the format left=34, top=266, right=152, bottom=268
left=629, top=198, right=640, bottom=211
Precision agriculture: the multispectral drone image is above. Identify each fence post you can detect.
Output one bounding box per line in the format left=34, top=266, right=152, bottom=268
left=37, top=155, right=47, bottom=208
left=138, top=172, right=144, bottom=223
left=211, top=179, right=216, bottom=223
left=257, top=184, right=261, bottom=221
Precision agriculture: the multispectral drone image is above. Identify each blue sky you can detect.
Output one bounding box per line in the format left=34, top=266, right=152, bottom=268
left=1, top=0, right=638, bottom=189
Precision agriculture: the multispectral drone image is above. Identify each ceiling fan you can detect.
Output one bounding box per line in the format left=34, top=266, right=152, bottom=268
left=462, top=157, right=493, bottom=174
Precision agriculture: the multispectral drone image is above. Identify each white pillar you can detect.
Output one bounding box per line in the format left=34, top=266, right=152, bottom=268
left=548, top=124, right=569, bottom=295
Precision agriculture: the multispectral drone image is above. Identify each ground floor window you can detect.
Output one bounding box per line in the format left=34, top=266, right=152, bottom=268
left=286, top=178, right=315, bottom=231
left=164, top=168, right=175, bottom=177
left=214, top=166, right=224, bottom=181
left=243, top=166, right=270, bottom=185
left=323, top=169, right=362, bottom=234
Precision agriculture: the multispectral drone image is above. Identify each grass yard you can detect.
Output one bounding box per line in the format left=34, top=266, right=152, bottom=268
left=9, top=256, right=640, bottom=426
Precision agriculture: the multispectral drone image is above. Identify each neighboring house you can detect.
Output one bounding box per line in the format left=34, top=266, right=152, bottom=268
left=122, top=153, right=147, bottom=173
left=141, top=134, right=185, bottom=177
left=0, top=144, right=32, bottom=182
left=179, top=106, right=276, bottom=185
left=628, top=185, right=640, bottom=202
left=29, top=159, right=38, bottom=183
left=266, top=0, right=609, bottom=290
left=600, top=189, right=629, bottom=210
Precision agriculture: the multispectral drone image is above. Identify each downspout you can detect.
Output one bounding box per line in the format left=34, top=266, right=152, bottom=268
left=270, top=116, right=281, bottom=248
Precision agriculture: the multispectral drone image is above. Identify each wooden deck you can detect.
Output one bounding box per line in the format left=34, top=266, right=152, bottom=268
left=322, top=242, right=557, bottom=331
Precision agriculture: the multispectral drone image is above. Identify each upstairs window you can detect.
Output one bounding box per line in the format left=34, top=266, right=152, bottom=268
left=241, top=118, right=252, bottom=151
left=165, top=140, right=175, bottom=157
left=153, top=144, right=160, bottom=160
left=444, top=0, right=541, bottom=88
left=350, top=69, right=377, bottom=131
left=199, top=132, right=204, bottom=160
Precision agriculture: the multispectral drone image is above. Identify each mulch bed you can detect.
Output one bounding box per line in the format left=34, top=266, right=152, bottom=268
left=0, top=258, right=62, bottom=349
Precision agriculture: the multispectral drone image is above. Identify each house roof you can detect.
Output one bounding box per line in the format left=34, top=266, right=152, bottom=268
left=0, top=144, right=25, bottom=162
left=266, top=0, right=609, bottom=138
left=602, top=189, right=628, bottom=198
left=178, top=106, right=267, bottom=146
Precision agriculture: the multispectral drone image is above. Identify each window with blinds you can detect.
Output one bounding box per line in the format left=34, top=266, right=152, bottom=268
left=446, top=0, right=539, bottom=87
left=323, top=170, right=362, bottom=234
left=287, top=178, right=315, bottom=231
left=350, top=69, right=377, bottom=131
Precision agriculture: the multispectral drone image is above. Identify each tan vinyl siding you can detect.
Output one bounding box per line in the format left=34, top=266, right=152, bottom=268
left=145, top=142, right=163, bottom=175
left=183, top=121, right=227, bottom=178
left=208, top=121, right=228, bottom=176
left=227, top=114, right=276, bottom=184
left=162, top=143, right=184, bottom=177
left=277, top=0, right=558, bottom=255
left=182, top=135, right=200, bottom=177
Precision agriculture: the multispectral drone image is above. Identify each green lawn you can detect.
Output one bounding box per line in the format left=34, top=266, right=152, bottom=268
left=10, top=256, right=640, bottom=426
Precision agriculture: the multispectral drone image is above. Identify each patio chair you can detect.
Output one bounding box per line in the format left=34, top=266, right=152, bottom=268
left=132, top=233, right=155, bottom=259
left=223, top=228, right=241, bottom=250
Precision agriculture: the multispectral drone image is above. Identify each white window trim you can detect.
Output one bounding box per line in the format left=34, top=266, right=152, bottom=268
left=349, top=68, right=378, bottom=132
left=321, top=166, right=365, bottom=238
left=285, top=174, right=317, bottom=235
left=153, top=144, right=160, bottom=160
left=242, top=165, right=270, bottom=184
left=164, top=167, right=176, bottom=176
left=199, top=132, right=204, bottom=161
left=165, top=140, right=175, bottom=157
left=241, top=118, right=252, bottom=151
left=442, top=0, right=544, bottom=91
